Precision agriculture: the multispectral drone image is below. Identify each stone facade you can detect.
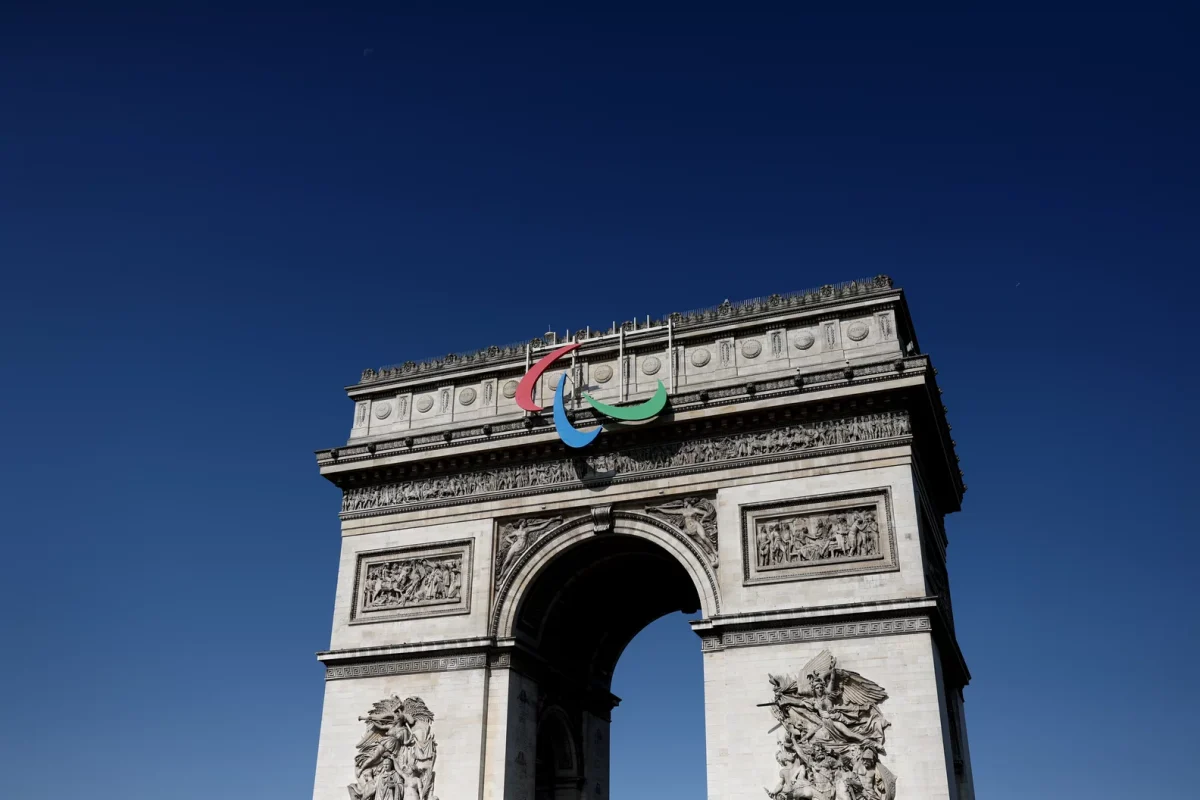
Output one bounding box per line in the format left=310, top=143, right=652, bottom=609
left=311, top=278, right=974, bottom=800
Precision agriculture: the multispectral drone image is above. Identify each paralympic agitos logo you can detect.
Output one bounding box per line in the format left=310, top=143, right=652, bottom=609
left=516, top=343, right=667, bottom=449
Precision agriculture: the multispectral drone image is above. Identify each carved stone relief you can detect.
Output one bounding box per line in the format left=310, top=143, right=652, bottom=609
left=355, top=401, right=369, bottom=426
left=416, top=395, right=434, bottom=413
left=641, top=355, right=661, bottom=375
left=495, top=516, right=565, bottom=585
left=482, top=381, right=493, bottom=404
left=763, top=650, right=896, bottom=800
left=397, top=396, right=409, bottom=418
left=348, top=695, right=440, bottom=800
left=770, top=330, right=784, bottom=357
left=719, top=339, right=733, bottom=367
left=374, top=401, right=392, bottom=419
left=741, top=490, right=897, bottom=584
left=502, top=380, right=519, bottom=399
left=593, top=364, right=614, bottom=383
left=754, top=506, right=880, bottom=568
left=645, top=497, right=718, bottom=566
left=795, top=331, right=816, bottom=350
left=342, top=412, right=911, bottom=515
left=847, top=321, right=870, bottom=342
left=352, top=540, right=472, bottom=622
left=690, top=347, right=711, bottom=367
left=438, top=387, right=452, bottom=413
left=459, top=387, right=477, bottom=406
left=742, top=340, right=762, bottom=359
left=823, top=321, right=838, bottom=348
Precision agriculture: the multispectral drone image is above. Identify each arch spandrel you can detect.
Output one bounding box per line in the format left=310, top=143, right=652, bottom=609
left=491, top=510, right=721, bottom=640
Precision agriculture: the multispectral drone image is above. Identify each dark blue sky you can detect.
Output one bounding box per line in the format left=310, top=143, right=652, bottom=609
left=1, top=8, right=1196, bottom=799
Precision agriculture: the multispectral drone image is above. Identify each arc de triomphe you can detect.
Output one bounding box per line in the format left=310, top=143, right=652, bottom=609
left=311, top=276, right=974, bottom=800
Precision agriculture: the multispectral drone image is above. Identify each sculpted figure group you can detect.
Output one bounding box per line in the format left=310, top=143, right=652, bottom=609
left=342, top=412, right=911, bottom=514
left=756, top=509, right=879, bottom=568
left=764, top=650, right=896, bottom=800
left=363, top=557, right=462, bottom=610
left=349, top=696, right=439, bottom=800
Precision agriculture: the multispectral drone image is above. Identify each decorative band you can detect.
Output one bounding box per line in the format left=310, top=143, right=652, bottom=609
left=699, top=615, right=931, bottom=652
left=325, top=652, right=488, bottom=681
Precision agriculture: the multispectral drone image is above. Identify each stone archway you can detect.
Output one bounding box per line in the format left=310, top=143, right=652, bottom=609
left=493, top=512, right=717, bottom=800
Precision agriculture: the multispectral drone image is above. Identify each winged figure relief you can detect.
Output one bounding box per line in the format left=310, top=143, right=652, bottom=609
left=495, top=517, right=564, bottom=581
left=645, top=497, right=718, bottom=566
left=349, top=696, right=439, bottom=800
left=763, top=651, right=896, bottom=800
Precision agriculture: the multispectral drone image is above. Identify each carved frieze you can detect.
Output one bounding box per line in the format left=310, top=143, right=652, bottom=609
left=341, top=411, right=910, bottom=516
left=741, top=490, right=897, bottom=585
left=349, top=696, right=441, bottom=800
left=351, top=540, right=472, bottom=623
left=763, top=650, right=896, bottom=800
left=644, top=497, right=718, bottom=566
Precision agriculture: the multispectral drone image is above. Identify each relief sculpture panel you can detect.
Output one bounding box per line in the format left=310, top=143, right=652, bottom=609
left=349, top=695, right=440, bottom=800
left=763, top=650, right=896, bottom=800
left=352, top=540, right=472, bottom=623
left=742, top=491, right=896, bottom=585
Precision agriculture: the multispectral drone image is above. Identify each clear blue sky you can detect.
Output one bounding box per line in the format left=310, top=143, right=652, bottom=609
left=1, top=8, right=1196, bottom=799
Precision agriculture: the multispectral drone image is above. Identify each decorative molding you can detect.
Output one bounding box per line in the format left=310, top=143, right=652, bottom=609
left=700, top=615, right=930, bottom=652
left=326, top=653, right=488, bottom=680
left=741, top=489, right=898, bottom=585
left=340, top=411, right=911, bottom=517
left=590, top=504, right=613, bottom=534
left=351, top=539, right=473, bottom=624
left=356, top=276, right=895, bottom=384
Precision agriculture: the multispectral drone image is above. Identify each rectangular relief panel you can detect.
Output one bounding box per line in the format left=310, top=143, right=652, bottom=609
left=741, top=489, right=897, bottom=585
left=350, top=539, right=473, bottom=624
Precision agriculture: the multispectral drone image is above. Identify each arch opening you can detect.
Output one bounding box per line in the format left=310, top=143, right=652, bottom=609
left=512, top=532, right=705, bottom=800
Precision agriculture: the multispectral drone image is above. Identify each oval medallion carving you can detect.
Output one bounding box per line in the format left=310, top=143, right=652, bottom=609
left=459, top=387, right=477, bottom=406
left=641, top=356, right=661, bottom=375
left=794, top=331, right=816, bottom=350
left=847, top=321, right=870, bottom=341
left=741, top=340, right=762, bottom=359
left=690, top=348, right=711, bottom=367
left=416, top=395, right=434, bottom=413
left=501, top=380, right=519, bottom=399
left=593, top=364, right=614, bottom=384
left=373, top=402, right=392, bottom=420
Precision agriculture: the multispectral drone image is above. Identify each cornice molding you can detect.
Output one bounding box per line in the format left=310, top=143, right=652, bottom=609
left=354, top=276, right=896, bottom=387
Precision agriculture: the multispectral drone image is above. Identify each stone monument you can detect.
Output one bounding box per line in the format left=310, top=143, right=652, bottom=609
left=311, top=276, right=975, bottom=800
